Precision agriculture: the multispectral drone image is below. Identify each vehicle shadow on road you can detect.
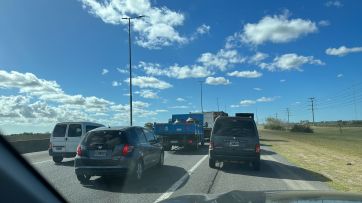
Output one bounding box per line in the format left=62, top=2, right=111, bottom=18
left=55, top=160, right=74, bottom=167
left=220, top=160, right=331, bottom=182
left=83, top=165, right=188, bottom=193
left=169, top=145, right=209, bottom=155
left=260, top=138, right=288, bottom=142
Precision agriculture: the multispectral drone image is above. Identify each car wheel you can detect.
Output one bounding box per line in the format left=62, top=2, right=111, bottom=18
left=201, top=139, right=205, bottom=146
left=134, top=160, right=144, bottom=181
left=77, top=174, right=91, bottom=184
left=209, top=158, right=216, bottom=168
left=252, top=159, right=261, bottom=171
left=157, top=151, right=164, bottom=167
left=52, top=156, right=63, bottom=163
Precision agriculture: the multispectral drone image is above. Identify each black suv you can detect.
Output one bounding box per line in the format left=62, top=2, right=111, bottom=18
left=209, top=116, right=260, bottom=170
left=74, top=126, right=164, bottom=183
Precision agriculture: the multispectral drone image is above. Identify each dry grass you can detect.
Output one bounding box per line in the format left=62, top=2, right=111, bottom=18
left=260, top=126, right=362, bottom=192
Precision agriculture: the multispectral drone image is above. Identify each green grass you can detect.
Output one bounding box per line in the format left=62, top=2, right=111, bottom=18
left=5, top=133, right=50, bottom=142
left=260, top=126, right=362, bottom=192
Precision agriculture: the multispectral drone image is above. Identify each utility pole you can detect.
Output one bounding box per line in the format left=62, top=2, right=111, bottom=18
left=286, top=108, right=290, bottom=124
left=199, top=81, right=204, bottom=113
left=353, top=83, right=358, bottom=120
left=255, top=107, right=259, bottom=124
left=216, top=97, right=220, bottom=112
left=275, top=113, right=278, bottom=119
left=309, top=97, right=315, bottom=125
left=122, top=15, right=145, bottom=126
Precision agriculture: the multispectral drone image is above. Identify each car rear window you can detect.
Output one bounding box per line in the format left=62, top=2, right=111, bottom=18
left=52, top=124, right=67, bottom=137
left=82, top=130, right=127, bottom=148
left=212, top=118, right=256, bottom=137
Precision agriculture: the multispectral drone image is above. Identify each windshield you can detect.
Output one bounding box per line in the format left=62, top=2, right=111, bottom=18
left=1, top=0, right=362, bottom=202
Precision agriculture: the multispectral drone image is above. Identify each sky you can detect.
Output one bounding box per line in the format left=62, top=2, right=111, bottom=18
left=1, top=0, right=362, bottom=134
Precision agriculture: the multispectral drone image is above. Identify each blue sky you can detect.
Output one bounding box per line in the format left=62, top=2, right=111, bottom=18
left=1, top=0, right=362, bottom=134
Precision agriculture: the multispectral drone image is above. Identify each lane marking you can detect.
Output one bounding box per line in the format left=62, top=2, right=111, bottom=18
left=154, top=155, right=208, bottom=203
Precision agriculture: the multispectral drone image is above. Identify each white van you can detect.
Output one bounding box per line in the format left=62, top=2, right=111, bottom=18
left=49, top=122, right=104, bottom=163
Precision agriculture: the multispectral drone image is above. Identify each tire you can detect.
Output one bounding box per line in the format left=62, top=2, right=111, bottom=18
left=209, top=158, right=216, bottom=168
left=52, top=156, right=63, bottom=163
left=133, top=160, right=144, bottom=181
left=157, top=151, right=164, bottom=167
left=252, top=159, right=261, bottom=171
left=77, top=174, right=91, bottom=184
left=201, top=139, right=205, bottom=146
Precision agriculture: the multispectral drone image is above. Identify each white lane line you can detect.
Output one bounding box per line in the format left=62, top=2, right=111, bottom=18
left=154, top=155, right=208, bottom=203
left=32, top=159, right=52, bottom=165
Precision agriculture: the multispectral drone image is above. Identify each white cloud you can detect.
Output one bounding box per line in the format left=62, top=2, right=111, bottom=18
left=169, top=105, right=189, bottom=109
left=205, top=77, right=231, bottom=85
left=325, top=1, right=343, bottom=7
left=102, top=68, right=109, bottom=75
left=249, top=52, right=269, bottom=64
left=140, top=61, right=213, bottom=79
left=112, top=81, right=121, bottom=87
left=325, top=46, right=362, bottom=57
left=176, top=97, right=186, bottom=102
left=190, top=24, right=211, bottom=41
left=227, top=70, right=262, bottom=78
left=0, top=70, right=160, bottom=127
left=81, top=0, right=187, bottom=49
left=126, top=76, right=172, bottom=89
left=318, top=20, right=330, bottom=27
left=337, top=73, right=343, bottom=78
left=197, top=49, right=245, bottom=71
left=138, top=89, right=158, bottom=99
left=116, top=67, right=128, bottom=74
left=261, top=53, right=324, bottom=71
left=230, top=104, right=240, bottom=108
left=240, top=12, right=317, bottom=45
left=155, top=109, right=168, bottom=113
left=280, top=79, right=286, bottom=83
left=236, top=96, right=279, bottom=107
left=253, top=87, right=262, bottom=91
left=256, top=96, right=278, bottom=102
left=239, top=100, right=256, bottom=106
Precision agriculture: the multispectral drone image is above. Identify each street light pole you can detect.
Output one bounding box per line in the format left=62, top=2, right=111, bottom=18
left=122, top=15, right=145, bottom=126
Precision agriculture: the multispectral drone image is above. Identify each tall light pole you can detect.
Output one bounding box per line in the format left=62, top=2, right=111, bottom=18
left=122, top=15, right=145, bottom=126
left=198, top=81, right=204, bottom=113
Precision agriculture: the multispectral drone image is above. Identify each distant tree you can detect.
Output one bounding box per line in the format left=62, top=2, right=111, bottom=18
left=144, top=122, right=154, bottom=129
left=264, top=117, right=286, bottom=130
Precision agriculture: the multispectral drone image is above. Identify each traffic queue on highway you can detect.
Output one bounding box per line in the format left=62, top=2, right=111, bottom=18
left=47, top=112, right=260, bottom=183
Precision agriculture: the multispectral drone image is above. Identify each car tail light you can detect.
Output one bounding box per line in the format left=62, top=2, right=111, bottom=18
left=255, top=144, right=260, bottom=153
left=76, top=144, right=83, bottom=156
left=122, top=144, right=134, bottom=156
left=209, top=141, right=214, bottom=150
left=188, top=139, right=193, bottom=144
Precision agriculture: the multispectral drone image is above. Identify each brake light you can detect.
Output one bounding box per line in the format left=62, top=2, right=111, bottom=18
left=122, top=144, right=134, bottom=156
left=188, top=139, right=193, bottom=144
left=209, top=141, right=214, bottom=150
left=76, top=144, right=82, bottom=156
left=255, top=144, right=260, bottom=153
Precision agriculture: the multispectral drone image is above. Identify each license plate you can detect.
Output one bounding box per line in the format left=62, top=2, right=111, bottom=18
left=94, top=150, right=107, bottom=157
left=170, top=140, right=178, bottom=144
left=229, top=142, right=239, bottom=147
left=55, top=147, right=62, bottom=150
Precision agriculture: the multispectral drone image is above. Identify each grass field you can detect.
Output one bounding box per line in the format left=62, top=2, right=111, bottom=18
left=5, top=133, right=50, bottom=142
left=259, top=126, right=362, bottom=192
